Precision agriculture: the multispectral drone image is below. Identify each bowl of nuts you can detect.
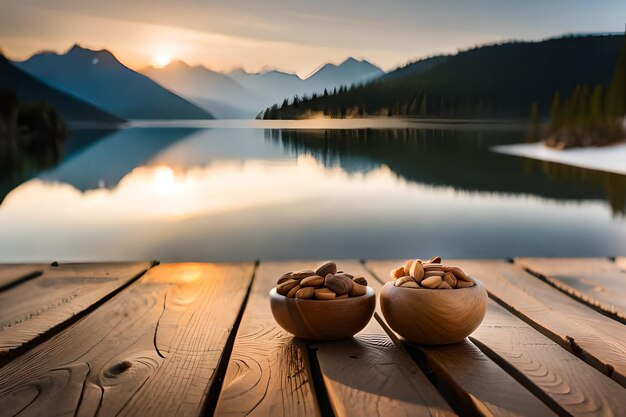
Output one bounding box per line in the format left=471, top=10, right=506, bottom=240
left=269, top=262, right=376, bottom=340
left=380, top=257, right=487, bottom=345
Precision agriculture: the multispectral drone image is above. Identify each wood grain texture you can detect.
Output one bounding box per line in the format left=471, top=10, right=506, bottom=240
left=516, top=257, right=626, bottom=322
left=214, top=261, right=322, bottom=417
left=471, top=300, right=626, bottom=417
left=449, top=260, right=626, bottom=387
left=312, top=261, right=455, bottom=417
left=0, top=264, right=45, bottom=291
left=0, top=262, right=152, bottom=357
left=0, top=263, right=254, bottom=417
left=367, top=260, right=558, bottom=417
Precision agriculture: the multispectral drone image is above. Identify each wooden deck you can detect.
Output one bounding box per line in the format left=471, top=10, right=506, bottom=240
left=0, top=259, right=624, bottom=417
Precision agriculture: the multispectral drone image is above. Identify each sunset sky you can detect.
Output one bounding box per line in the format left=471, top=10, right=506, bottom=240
left=1, top=0, right=625, bottom=77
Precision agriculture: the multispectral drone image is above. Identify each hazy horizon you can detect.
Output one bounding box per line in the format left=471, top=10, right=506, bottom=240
left=1, top=0, right=625, bottom=77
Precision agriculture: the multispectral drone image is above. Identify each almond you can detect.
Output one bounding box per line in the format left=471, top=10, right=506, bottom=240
left=457, top=279, right=475, bottom=288
left=409, top=261, right=425, bottom=282
left=277, top=272, right=293, bottom=285
left=394, top=276, right=415, bottom=287
left=353, top=276, right=368, bottom=286
left=349, top=282, right=367, bottom=297
left=291, top=269, right=316, bottom=280
left=300, top=275, right=325, bottom=287
left=336, top=294, right=349, bottom=299
left=437, top=281, right=453, bottom=289
left=314, top=288, right=336, bottom=300
left=428, top=256, right=442, bottom=264
left=277, top=279, right=299, bottom=295
left=287, top=284, right=301, bottom=298
left=295, top=287, right=315, bottom=299
left=325, top=274, right=353, bottom=295
left=423, top=263, right=444, bottom=270
left=315, top=262, right=337, bottom=277
left=424, top=270, right=445, bottom=278
left=421, top=276, right=442, bottom=289
left=404, top=259, right=414, bottom=274
left=399, top=280, right=420, bottom=288
left=443, top=272, right=457, bottom=288
left=445, top=266, right=472, bottom=282
left=390, top=266, right=406, bottom=280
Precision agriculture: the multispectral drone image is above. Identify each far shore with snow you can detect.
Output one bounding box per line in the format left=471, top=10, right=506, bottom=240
left=492, top=142, right=626, bottom=175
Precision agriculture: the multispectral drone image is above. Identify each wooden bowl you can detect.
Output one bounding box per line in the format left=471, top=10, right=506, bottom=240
left=380, top=280, right=487, bottom=345
left=269, top=287, right=376, bottom=340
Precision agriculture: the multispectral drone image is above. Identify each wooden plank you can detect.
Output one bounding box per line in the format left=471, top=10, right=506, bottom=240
left=367, top=260, right=558, bottom=417
left=214, top=262, right=321, bottom=417
left=0, top=264, right=45, bottom=291
left=516, top=257, right=626, bottom=322
left=450, top=260, right=626, bottom=387
left=0, top=263, right=254, bottom=417
left=311, top=261, right=455, bottom=417
left=472, top=300, right=626, bottom=417
left=0, top=262, right=152, bottom=358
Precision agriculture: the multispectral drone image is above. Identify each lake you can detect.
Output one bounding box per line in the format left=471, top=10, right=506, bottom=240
left=1, top=119, right=625, bottom=262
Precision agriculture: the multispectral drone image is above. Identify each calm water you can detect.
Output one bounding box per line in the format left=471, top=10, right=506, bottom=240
left=1, top=119, right=625, bottom=262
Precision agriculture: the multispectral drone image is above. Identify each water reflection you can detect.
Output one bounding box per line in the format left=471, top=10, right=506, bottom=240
left=0, top=121, right=624, bottom=262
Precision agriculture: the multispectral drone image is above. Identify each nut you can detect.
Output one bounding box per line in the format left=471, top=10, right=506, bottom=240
left=428, top=256, right=442, bottom=264
left=437, top=281, right=453, bottom=290
left=443, top=272, right=457, bottom=288
left=336, top=294, right=349, bottom=299
left=291, top=270, right=316, bottom=280
left=325, top=274, right=353, bottom=295
left=300, top=275, right=325, bottom=287
left=315, top=262, right=337, bottom=277
left=394, top=276, right=415, bottom=287
left=424, top=270, right=445, bottom=278
left=349, top=282, right=367, bottom=297
left=423, top=263, right=444, bottom=270
left=457, top=279, right=475, bottom=288
left=404, top=260, right=414, bottom=274
left=390, top=266, right=406, bottom=280
left=277, top=272, right=293, bottom=285
left=295, top=287, right=315, bottom=299
left=287, top=284, right=301, bottom=298
left=277, top=279, right=299, bottom=295
left=399, top=280, right=420, bottom=288
left=409, top=261, right=425, bottom=282
left=421, top=276, right=442, bottom=289
left=445, top=266, right=472, bottom=282
left=353, top=276, right=368, bottom=286
left=315, top=288, right=336, bottom=300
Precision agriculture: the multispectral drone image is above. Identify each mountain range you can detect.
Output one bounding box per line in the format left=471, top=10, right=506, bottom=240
left=143, top=57, right=384, bottom=118
left=16, top=45, right=213, bottom=120
left=264, top=34, right=625, bottom=119
left=0, top=54, right=123, bottom=125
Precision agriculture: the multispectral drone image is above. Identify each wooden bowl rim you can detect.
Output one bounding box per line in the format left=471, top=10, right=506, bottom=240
left=269, top=286, right=375, bottom=303
left=383, top=278, right=484, bottom=293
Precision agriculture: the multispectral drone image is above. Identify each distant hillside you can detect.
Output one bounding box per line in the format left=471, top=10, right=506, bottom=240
left=144, top=57, right=384, bottom=119
left=142, top=60, right=265, bottom=118
left=263, top=35, right=624, bottom=119
left=0, top=54, right=123, bottom=124
left=17, top=45, right=213, bottom=120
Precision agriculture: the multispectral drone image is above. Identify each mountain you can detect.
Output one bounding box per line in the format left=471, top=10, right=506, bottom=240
left=16, top=45, right=213, bottom=120
left=143, top=57, right=384, bottom=119
left=142, top=60, right=264, bottom=118
left=304, top=58, right=384, bottom=92
left=0, top=54, right=123, bottom=124
left=263, top=34, right=624, bottom=119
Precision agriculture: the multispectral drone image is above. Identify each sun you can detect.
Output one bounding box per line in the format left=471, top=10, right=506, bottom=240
left=152, top=52, right=171, bottom=68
